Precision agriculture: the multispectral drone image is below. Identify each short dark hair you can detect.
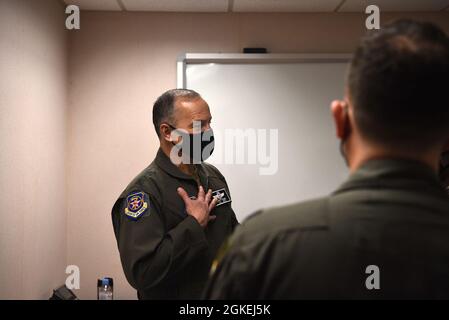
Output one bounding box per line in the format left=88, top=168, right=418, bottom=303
left=152, top=89, right=201, bottom=137
left=348, top=19, right=449, bottom=150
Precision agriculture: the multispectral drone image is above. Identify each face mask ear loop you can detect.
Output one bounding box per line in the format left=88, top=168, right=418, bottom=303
left=339, top=103, right=351, bottom=167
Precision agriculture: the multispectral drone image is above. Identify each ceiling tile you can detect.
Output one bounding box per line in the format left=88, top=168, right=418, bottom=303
left=63, top=0, right=122, bottom=11
left=339, top=0, right=449, bottom=12
left=121, top=0, right=229, bottom=12
left=233, top=0, right=342, bottom=12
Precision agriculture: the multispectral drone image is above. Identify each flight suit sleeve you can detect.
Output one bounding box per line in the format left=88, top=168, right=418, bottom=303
left=230, top=209, right=239, bottom=230
left=111, top=192, right=209, bottom=291
left=223, top=173, right=239, bottom=230
left=223, top=184, right=239, bottom=231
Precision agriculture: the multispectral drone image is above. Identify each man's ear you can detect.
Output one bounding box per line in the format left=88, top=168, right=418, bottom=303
left=330, top=99, right=350, bottom=140
left=160, top=123, right=172, bottom=142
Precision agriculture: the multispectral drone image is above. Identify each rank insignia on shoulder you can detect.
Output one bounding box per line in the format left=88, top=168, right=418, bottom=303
left=124, top=191, right=149, bottom=220
left=212, top=188, right=231, bottom=207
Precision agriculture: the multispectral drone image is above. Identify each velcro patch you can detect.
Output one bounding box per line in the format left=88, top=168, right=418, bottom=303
left=212, top=188, right=231, bottom=207
left=124, top=191, right=149, bottom=220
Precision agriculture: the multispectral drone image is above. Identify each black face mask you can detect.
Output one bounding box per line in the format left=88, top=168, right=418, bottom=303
left=168, top=124, right=215, bottom=164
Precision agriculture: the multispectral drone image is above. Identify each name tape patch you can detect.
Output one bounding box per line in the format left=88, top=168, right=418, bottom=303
left=212, top=188, right=231, bottom=207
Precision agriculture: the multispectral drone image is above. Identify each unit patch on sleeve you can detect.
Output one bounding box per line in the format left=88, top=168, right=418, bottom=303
left=124, top=191, right=149, bottom=220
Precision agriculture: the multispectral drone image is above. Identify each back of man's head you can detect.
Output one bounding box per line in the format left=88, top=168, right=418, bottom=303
left=348, top=19, right=449, bottom=151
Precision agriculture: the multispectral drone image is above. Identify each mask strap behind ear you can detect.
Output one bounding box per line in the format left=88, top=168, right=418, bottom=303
left=341, top=102, right=351, bottom=139
left=339, top=102, right=351, bottom=167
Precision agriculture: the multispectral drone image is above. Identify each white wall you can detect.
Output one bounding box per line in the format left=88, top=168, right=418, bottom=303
left=0, top=0, right=68, bottom=299
left=186, top=62, right=350, bottom=222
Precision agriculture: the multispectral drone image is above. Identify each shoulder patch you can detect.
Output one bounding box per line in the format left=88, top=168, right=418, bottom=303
left=124, top=191, right=150, bottom=220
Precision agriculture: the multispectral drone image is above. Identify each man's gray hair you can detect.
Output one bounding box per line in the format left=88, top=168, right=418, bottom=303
left=152, top=89, right=201, bottom=137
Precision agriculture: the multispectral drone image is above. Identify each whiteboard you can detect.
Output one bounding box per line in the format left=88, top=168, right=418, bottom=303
left=181, top=54, right=350, bottom=222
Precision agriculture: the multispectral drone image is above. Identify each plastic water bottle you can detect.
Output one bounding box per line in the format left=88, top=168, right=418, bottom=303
left=97, top=277, right=113, bottom=300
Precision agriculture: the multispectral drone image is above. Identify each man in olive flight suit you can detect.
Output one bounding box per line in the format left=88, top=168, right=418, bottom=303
left=204, top=20, right=449, bottom=299
left=112, top=89, right=238, bottom=299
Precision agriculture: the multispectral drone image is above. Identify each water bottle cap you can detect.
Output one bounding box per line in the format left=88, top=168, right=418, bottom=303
left=101, top=278, right=109, bottom=286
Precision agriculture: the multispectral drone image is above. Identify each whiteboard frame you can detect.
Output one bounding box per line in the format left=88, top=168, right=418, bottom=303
left=177, top=53, right=353, bottom=88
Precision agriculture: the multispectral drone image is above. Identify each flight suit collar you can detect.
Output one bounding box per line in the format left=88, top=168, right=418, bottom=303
left=334, top=158, right=446, bottom=196
left=154, top=148, right=209, bottom=187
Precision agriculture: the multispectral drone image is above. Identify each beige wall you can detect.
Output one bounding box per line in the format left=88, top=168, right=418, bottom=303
left=67, top=11, right=449, bottom=300
left=0, top=0, right=68, bottom=299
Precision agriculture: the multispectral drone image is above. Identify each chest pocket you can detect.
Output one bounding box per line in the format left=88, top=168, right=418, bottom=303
left=162, top=181, right=197, bottom=228
left=162, top=177, right=232, bottom=229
